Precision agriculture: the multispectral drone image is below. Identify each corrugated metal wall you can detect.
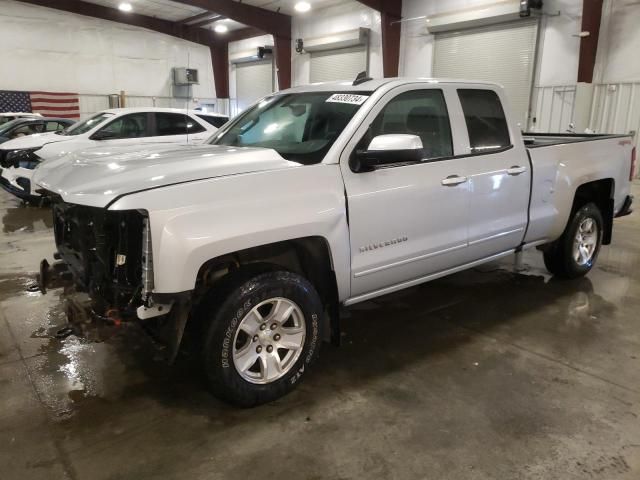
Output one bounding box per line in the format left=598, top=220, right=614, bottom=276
left=590, top=83, right=640, bottom=137
left=529, top=85, right=576, bottom=133
left=530, top=82, right=640, bottom=150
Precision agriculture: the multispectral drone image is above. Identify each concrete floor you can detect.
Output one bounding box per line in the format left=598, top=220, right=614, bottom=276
left=1, top=184, right=639, bottom=480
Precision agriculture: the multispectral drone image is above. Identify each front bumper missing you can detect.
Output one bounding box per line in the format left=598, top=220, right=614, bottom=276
left=38, top=256, right=190, bottom=363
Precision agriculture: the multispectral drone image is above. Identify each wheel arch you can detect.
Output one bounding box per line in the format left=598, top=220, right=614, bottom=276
left=572, top=178, right=615, bottom=244
left=193, top=236, right=341, bottom=343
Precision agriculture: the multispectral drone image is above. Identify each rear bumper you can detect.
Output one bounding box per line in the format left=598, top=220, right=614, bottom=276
left=615, top=195, right=633, bottom=218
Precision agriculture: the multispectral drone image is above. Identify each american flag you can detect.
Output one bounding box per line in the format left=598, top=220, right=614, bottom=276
left=0, top=90, right=80, bottom=119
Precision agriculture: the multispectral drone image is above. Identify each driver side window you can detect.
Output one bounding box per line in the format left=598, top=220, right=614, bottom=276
left=360, top=89, right=453, bottom=160
left=97, top=113, right=148, bottom=139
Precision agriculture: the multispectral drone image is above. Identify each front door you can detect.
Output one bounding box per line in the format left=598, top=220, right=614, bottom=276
left=92, top=112, right=152, bottom=147
left=340, top=86, right=470, bottom=298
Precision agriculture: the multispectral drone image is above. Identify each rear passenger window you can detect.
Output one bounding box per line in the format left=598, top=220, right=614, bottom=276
left=458, top=89, right=511, bottom=153
left=155, top=113, right=205, bottom=136
left=197, top=114, right=228, bottom=128
left=366, top=89, right=453, bottom=159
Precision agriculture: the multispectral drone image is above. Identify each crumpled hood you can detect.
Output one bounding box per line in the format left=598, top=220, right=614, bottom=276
left=0, top=131, right=68, bottom=150
left=34, top=143, right=299, bottom=208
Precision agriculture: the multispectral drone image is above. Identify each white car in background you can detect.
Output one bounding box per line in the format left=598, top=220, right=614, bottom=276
left=0, top=107, right=228, bottom=201
left=0, top=112, right=43, bottom=125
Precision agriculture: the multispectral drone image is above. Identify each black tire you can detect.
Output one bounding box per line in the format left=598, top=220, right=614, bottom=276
left=200, top=269, right=322, bottom=407
left=543, top=202, right=603, bottom=279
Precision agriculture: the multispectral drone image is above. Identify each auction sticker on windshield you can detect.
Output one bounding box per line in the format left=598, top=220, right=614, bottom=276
left=325, top=94, right=369, bottom=105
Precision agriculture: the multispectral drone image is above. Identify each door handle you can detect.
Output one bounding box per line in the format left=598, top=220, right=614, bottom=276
left=507, top=166, right=526, bottom=175
left=441, top=175, right=468, bottom=186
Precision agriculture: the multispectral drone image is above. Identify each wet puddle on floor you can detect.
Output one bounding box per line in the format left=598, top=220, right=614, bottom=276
left=1, top=202, right=52, bottom=234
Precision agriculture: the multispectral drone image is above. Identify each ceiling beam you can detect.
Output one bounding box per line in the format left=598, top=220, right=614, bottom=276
left=17, top=0, right=217, bottom=46
left=355, top=0, right=401, bottom=77
left=170, top=0, right=291, bottom=38
left=577, top=0, right=604, bottom=83
left=178, top=10, right=218, bottom=24
left=225, top=26, right=265, bottom=43
left=354, top=0, right=401, bottom=17
left=190, top=14, right=225, bottom=28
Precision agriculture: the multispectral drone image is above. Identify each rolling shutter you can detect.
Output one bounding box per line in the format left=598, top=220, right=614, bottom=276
left=433, top=20, right=538, bottom=126
left=309, top=45, right=368, bottom=83
left=236, top=60, right=274, bottom=112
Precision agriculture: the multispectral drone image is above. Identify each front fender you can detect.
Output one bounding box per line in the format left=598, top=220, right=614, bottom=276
left=109, top=164, right=351, bottom=300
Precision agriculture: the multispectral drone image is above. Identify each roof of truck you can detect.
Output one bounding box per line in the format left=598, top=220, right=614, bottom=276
left=282, top=77, right=503, bottom=94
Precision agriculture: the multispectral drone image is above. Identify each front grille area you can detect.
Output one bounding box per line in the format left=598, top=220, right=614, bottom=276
left=0, top=149, right=42, bottom=169
left=52, top=199, right=146, bottom=313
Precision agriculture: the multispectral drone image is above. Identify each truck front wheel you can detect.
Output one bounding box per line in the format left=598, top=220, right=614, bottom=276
left=543, top=202, right=603, bottom=278
left=200, top=270, right=322, bottom=407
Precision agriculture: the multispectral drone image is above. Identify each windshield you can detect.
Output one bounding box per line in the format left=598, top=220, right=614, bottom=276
left=60, top=112, right=114, bottom=136
left=210, top=92, right=370, bottom=164
left=0, top=119, right=24, bottom=135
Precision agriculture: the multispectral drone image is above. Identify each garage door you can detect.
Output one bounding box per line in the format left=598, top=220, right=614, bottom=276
left=433, top=20, right=538, bottom=127
left=236, top=60, right=274, bottom=112
left=309, top=45, right=368, bottom=83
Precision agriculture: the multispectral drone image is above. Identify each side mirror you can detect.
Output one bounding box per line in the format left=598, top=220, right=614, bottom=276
left=91, top=130, right=118, bottom=141
left=351, top=134, right=424, bottom=173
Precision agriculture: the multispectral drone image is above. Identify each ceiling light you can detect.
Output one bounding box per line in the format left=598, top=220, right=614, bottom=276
left=294, top=2, right=311, bottom=13
left=118, top=2, right=132, bottom=12
left=214, top=23, right=228, bottom=33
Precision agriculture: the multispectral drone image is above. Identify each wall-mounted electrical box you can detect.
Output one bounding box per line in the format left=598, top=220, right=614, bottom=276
left=173, top=68, right=199, bottom=85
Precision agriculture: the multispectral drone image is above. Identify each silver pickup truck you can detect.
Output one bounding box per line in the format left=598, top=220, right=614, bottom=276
left=35, top=77, right=635, bottom=406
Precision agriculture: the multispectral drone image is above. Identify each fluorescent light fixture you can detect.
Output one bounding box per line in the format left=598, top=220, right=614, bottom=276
left=214, top=23, right=228, bottom=33
left=118, top=2, right=132, bottom=12
left=294, top=2, right=311, bottom=13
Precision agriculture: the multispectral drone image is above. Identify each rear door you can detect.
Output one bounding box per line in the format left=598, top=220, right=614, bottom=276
left=456, top=88, right=530, bottom=258
left=340, top=85, right=470, bottom=298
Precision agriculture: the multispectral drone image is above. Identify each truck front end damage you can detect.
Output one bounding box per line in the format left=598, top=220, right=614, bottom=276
left=39, top=193, right=190, bottom=361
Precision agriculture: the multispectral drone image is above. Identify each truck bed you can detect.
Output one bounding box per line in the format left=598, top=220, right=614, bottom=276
left=522, top=131, right=634, bottom=246
left=522, top=132, right=631, bottom=148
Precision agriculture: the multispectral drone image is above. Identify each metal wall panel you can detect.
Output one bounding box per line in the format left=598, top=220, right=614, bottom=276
left=531, top=82, right=640, bottom=152
left=529, top=85, right=576, bottom=133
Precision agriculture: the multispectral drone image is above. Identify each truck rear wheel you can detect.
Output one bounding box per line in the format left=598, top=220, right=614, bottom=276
left=543, top=202, right=603, bottom=279
left=200, top=270, right=322, bottom=407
